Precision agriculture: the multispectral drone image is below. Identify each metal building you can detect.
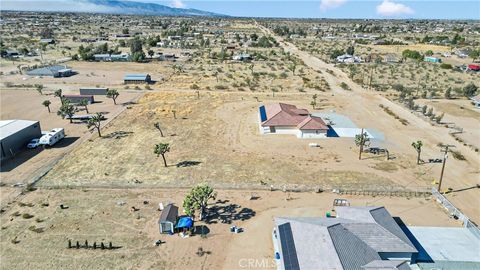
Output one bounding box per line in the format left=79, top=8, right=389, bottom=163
left=0, top=120, right=42, bottom=161
left=79, top=87, right=109, bottom=95
left=124, top=74, right=152, bottom=84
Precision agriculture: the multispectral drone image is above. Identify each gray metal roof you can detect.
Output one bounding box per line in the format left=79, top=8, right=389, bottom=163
left=342, top=223, right=417, bottom=252
left=124, top=74, right=150, bottom=80
left=274, top=206, right=417, bottom=270
left=329, top=223, right=381, bottom=270
left=361, top=260, right=409, bottom=270
left=158, top=204, right=178, bottom=224
left=26, top=65, right=68, bottom=76
left=0, top=120, right=39, bottom=140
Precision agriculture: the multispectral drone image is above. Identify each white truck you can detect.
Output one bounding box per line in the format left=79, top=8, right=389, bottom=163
left=39, top=128, right=65, bottom=146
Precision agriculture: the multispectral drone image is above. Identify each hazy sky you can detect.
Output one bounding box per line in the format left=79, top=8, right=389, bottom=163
left=2, top=0, right=480, bottom=19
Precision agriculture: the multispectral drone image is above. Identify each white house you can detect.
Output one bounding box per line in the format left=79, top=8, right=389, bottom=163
left=259, top=103, right=329, bottom=139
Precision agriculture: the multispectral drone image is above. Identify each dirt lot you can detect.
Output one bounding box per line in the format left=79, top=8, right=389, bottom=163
left=0, top=187, right=461, bottom=270
left=0, top=88, right=141, bottom=184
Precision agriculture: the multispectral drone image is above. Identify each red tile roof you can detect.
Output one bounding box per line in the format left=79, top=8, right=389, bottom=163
left=261, top=103, right=328, bottom=130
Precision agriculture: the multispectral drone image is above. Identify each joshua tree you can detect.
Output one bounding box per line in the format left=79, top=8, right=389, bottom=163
left=87, top=113, right=103, bottom=137
left=310, top=94, right=318, bottom=109
left=42, top=100, right=51, bottom=113
left=154, top=122, right=164, bottom=137
left=421, top=105, right=428, bottom=115
left=35, top=84, right=44, bottom=95
left=183, top=184, right=217, bottom=220
left=355, top=129, right=370, bottom=160
left=411, top=140, right=423, bottom=165
left=249, top=63, right=254, bottom=75
left=79, top=99, right=89, bottom=113
left=57, top=100, right=75, bottom=123
left=436, top=113, right=444, bottom=124
left=106, top=89, right=119, bottom=105
left=154, top=143, right=170, bottom=167
left=172, top=110, right=177, bottom=119
left=54, top=89, right=63, bottom=104
left=288, top=61, right=297, bottom=75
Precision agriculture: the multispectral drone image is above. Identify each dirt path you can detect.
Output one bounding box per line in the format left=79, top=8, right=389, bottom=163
left=257, top=23, right=479, bottom=221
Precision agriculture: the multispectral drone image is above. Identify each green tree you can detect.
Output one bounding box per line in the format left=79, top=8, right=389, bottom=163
left=469, top=50, right=480, bottom=62
left=154, top=143, right=170, bottom=167
left=425, top=50, right=433, bottom=56
left=57, top=100, right=75, bottom=123
left=346, top=45, right=355, bottom=55
left=106, top=89, right=119, bottom=105
left=355, top=130, right=370, bottom=160
left=79, top=99, right=89, bottom=114
left=444, top=88, right=452, bottom=99
left=421, top=105, right=428, bottom=115
left=87, top=113, right=103, bottom=137
left=154, top=122, right=164, bottom=137
left=182, top=184, right=217, bottom=220
left=54, top=89, right=63, bottom=104
left=463, top=82, right=478, bottom=97
left=436, top=113, right=444, bottom=124
left=411, top=141, right=423, bottom=165
left=42, top=100, right=51, bottom=113
left=35, top=84, right=44, bottom=95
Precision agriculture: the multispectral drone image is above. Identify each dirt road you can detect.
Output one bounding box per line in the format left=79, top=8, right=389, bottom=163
left=257, top=23, right=479, bottom=221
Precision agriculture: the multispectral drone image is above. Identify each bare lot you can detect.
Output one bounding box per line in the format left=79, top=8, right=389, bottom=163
left=0, top=89, right=140, bottom=183
left=0, top=187, right=461, bottom=270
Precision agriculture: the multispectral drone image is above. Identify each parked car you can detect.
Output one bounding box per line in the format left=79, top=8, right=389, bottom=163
left=27, top=138, right=41, bottom=149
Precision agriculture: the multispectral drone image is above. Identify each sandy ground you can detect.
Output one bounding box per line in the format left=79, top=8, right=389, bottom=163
left=258, top=24, right=479, bottom=221
left=0, top=187, right=462, bottom=270
left=0, top=88, right=141, bottom=184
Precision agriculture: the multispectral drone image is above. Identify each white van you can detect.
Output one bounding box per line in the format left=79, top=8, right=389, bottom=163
left=39, top=128, right=65, bottom=146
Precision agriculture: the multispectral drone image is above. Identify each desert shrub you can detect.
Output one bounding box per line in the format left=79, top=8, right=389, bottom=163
left=190, top=84, right=199, bottom=90
left=22, top=213, right=34, bottom=219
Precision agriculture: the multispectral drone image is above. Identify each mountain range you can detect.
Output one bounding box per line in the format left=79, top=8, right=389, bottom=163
left=1, top=0, right=226, bottom=17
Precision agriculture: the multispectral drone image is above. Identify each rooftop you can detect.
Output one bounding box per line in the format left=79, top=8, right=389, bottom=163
left=0, top=120, right=39, bottom=140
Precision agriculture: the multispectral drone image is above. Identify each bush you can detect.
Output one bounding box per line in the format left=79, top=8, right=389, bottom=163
left=190, top=84, right=199, bottom=90
left=440, top=63, right=452, bottom=69
left=22, top=213, right=34, bottom=219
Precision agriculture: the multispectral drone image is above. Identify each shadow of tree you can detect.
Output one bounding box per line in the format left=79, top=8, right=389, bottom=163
left=176, top=161, right=202, bottom=167
left=204, top=202, right=256, bottom=225
left=102, top=131, right=134, bottom=139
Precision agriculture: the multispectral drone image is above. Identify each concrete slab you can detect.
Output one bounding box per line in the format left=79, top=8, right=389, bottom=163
left=407, top=226, right=480, bottom=262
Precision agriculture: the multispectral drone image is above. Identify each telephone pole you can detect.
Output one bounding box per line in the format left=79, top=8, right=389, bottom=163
left=438, top=144, right=455, bottom=192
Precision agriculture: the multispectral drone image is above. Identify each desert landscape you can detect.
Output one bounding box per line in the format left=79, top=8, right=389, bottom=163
left=0, top=8, right=479, bottom=270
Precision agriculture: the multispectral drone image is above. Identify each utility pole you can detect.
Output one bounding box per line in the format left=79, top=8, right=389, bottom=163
left=438, top=144, right=455, bottom=192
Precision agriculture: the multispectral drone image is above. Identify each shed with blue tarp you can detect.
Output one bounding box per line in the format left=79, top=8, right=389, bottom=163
left=176, top=217, right=194, bottom=229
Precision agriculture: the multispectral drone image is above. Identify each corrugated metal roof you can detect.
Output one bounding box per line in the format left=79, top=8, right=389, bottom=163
left=0, top=120, right=39, bottom=140
left=124, top=74, right=149, bottom=80
left=158, top=204, right=178, bottom=224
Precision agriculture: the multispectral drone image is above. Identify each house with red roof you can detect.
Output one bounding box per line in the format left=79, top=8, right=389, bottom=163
left=259, top=103, right=329, bottom=138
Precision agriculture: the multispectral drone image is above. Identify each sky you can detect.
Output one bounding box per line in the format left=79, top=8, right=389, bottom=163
left=1, top=0, right=480, bottom=19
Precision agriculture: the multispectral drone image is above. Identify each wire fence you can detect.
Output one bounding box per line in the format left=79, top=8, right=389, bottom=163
left=431, top=187, right=480, bottom=239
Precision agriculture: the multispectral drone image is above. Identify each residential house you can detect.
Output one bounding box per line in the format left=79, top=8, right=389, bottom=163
left=273, top=206, right=418, bottom=270
left=259, top=103, right=329, bottom=139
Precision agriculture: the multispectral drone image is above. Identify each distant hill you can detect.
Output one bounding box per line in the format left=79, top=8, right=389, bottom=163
left=86, top=0, right=225, bottom=16
left=1, top=0, right=225, bottom=17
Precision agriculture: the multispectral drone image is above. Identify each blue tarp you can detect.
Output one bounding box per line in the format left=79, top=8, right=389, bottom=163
left=259, top=106, right=267, bottom=122
left=176, top=217, right=193, bottom=229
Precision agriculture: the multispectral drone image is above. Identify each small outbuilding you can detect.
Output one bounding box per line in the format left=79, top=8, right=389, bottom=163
left=124, top=74, right=152, bottom=84
left=158, top=204, right=178, bottom=234
left=1, top=120, right=41, bottom=161
left=26, top=65, right=73, bottom=77
left=62, top=95, right=94, bottom=104
left=80, top=87, right=108, bottom=95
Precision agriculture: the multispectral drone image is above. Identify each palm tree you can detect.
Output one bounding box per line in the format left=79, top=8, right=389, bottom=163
left=411, top=141, right=423, bottom=165
left=154, top=143, right=170, bottom=167
left=42, top=100, right=51, bottom=113
left=87, top=113, right=103, bottom=137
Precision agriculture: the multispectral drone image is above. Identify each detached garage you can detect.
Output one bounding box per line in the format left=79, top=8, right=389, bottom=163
left=158, top=204, right=178, bottom=234
left=0, top=120, right=41, bottom=161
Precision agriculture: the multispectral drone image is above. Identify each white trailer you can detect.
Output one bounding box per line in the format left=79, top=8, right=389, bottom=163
left=39, top=128, right=65, bottom=146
